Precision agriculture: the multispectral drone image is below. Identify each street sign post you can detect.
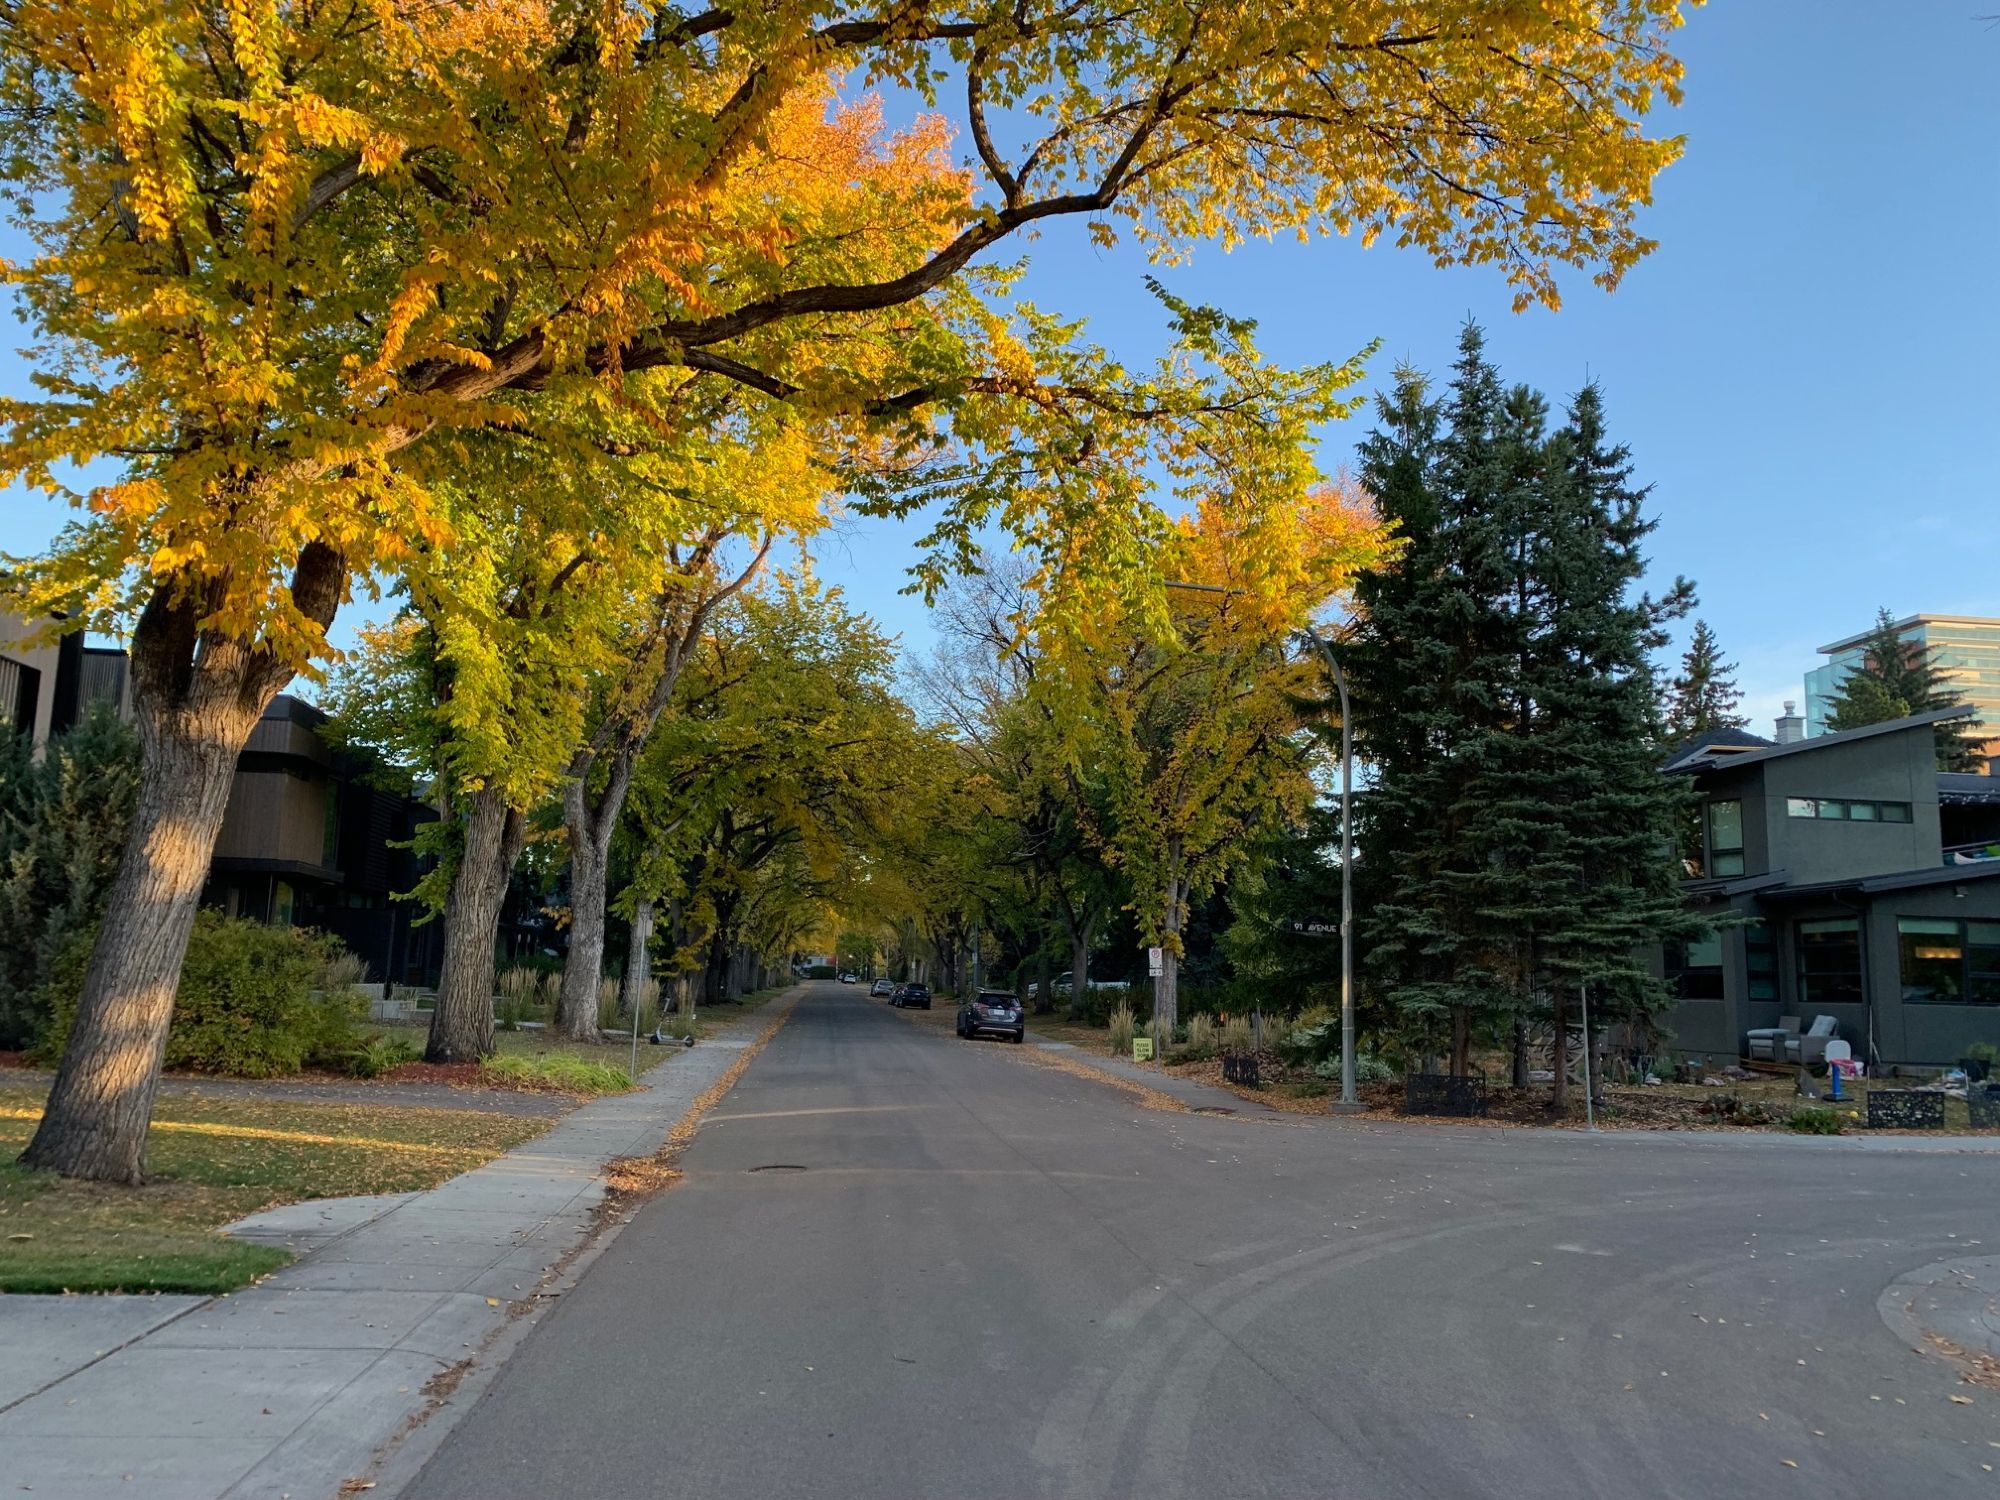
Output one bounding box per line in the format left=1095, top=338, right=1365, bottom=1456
left=1147, top=946, right=1163, bottom=977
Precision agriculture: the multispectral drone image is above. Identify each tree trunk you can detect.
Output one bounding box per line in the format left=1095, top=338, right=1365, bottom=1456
left=1511, top=1013, right=1530, bottom=1089
left=1033, top=937, right=1053, bottom=1016
left=1550, top=990, right=1571, bottom=1111
left=20, top=708, right=250, bottom=1183
left=1154, top=876, right=1183, bottom=1042
left=426, top=788, right=526, bottom=1064
left=1066, top=910, right=1096, bottom=1023
left=21, top=545, right=344, bottom=1184
left=554, top=774, right=618, bottom=1041
left=1449, top=1007, right=1470, bottom=1078
left=621, top=897, right=655, bottom=1014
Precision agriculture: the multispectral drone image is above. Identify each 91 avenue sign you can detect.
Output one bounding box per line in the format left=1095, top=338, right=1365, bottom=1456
left=1281, top=918, right=1340, bottom=938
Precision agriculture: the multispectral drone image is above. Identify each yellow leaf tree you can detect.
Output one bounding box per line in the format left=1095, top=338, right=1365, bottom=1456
left=2, top=0, right=1692, bottom=1180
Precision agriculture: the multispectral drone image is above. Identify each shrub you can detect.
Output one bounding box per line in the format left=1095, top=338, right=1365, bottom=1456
left=1108, top=1004, right=1136, bottom=1054
left=1785, top=1105, right=1844, bottom=1136
left=495, top=967, right=547, bottom=1029
left=482, top=1052, right=631, bottom=1094
left=596, top=977, right=624, bottom=1031
left=334, top=1032, right=420, bottom=1078
left=1279, top=1019, right=1339, bottom=1068
left=1314, top=1051, right=1395, bottom=1085
left=1183, top=1014, right=1218, bottom=1059
left=34, top=913, right=361, bottom=1077
left=1292, top=1080, right=1330, bottom=1099
left=1218, top=1015, right=1253, bottom=1054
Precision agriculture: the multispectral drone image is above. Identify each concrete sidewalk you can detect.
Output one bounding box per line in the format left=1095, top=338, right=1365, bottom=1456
left=0, top=989, right=799, bottom=1500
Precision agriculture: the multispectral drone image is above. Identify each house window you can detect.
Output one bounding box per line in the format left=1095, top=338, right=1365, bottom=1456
left=1899, top=918, right=2000, bottom=1005
left=322, top=785, right=340, bottom=867
left=1707, top=800, right=1744, bottom=877
left=273, top=880, right=295, bottom=929
left=1786, top=797, right=1912, bottom=823
left=1797, top=918, right=1863, bottom=1008
left=1665, top=932, right=1725, bottom=1000
left=1745, top=920, right=1778, bottom=1002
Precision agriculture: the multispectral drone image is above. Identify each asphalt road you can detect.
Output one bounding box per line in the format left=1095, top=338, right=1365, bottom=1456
left=404, top=982, right=2000, bottom=1500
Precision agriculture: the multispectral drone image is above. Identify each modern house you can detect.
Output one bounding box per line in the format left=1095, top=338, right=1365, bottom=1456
left=1657, top=706, right=2000, bottom=1071
left=206, top=695, right=444, bottom=988
left=0, top=616, right=132, bottom=750
left=1804, top=613, right=2000, bottom=765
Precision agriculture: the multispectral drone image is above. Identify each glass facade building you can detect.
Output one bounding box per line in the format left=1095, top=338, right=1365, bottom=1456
left=1805, top=615, right=2000, bottom=754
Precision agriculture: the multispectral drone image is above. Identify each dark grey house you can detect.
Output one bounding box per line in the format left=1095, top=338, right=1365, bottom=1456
left=204, top=696, right=443, bottom=988
left=1657, top=707, right=2000, bottom=1071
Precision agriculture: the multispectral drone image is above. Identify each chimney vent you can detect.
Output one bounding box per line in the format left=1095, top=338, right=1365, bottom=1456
left=1775, top=700, right=1805, bottom=745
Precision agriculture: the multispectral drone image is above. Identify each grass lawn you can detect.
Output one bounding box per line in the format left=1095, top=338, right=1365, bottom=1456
left=0, top=1082, right=550, bottom=1296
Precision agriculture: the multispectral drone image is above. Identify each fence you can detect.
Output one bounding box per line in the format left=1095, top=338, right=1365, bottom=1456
left=1404, top=1072, right=1488, bottom=1119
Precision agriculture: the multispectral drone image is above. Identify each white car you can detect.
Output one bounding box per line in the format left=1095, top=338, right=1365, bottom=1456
left=838, top=972, right=857, bottom=984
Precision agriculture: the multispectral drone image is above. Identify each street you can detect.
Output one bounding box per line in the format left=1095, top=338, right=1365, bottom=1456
left=405, top=982, right=2000, bottom=1500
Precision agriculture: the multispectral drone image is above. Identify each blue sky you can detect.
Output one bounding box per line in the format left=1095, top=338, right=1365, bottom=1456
left=5, top=0, right=1996, bottom=728
left=819, top=0, right=2000, bottom=727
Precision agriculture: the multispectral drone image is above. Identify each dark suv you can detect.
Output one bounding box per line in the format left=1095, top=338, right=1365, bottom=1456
left=957, top=990, right=1024, bottom=1043
left=892, top=983, right=932, bottom=1011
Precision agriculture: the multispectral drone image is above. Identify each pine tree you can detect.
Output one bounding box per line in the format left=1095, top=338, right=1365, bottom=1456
left=0, top=706, right=141, bottom=1048
left=1352, top=329, right=1701, bottom=1103
left=1825, top=609, right=1984, bottom=771
left=1663, top=620, right=1746, bottom=741
left=1350, top=326, right=1532, bottom=1075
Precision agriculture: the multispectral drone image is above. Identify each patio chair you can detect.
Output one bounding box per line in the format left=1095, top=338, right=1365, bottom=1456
left=1785, top=1014, right=1839, bottom=1066
left=1746, top=1016, right=1800, bottom=1063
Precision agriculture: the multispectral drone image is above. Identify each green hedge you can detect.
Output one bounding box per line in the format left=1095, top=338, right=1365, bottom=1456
left=34, top=914, right=364, bottom=1078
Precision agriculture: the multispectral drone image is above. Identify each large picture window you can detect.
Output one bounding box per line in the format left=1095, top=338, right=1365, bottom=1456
left=1797, top=918, right=1863, bottom=1008
left=1899, top=918, right=2000, bottom=1005
left=1707, top=799, right=1744, bottom=877
left=1665, top=932, right=1725, bottom=1001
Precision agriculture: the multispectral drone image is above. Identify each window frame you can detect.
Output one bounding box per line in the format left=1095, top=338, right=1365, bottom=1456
left=1899, top=917, right=2000, bottom=1006
left=1796, top=917, right=1864, bottom=1009
left=1707, top=799, right=1745, bottom=878
left=1785, top=797, right=1913, bottom=824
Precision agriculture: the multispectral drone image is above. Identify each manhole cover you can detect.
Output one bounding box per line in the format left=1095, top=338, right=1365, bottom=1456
left=747, top=1164, right=809, bottom=1173
left=1191, top=1106, right=1236, bottom=1115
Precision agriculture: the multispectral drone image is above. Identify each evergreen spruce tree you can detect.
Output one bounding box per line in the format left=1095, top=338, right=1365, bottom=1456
left=0, top=705, right=141, bottom=1048
left=1662, top=620, right=1746, bottom=741
left=1352, top=328, right=1702, bottom=1105
left=1825, top=608, right=1983, bottom=770
left=1350, top=327, right=1528, bottom=1074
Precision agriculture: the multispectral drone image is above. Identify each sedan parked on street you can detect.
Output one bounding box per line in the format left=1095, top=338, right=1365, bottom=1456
left=957, top=990, right=1025, bottom=1043
left=891, top=983, right=932, bottom=1010
left=870, top=978, right=896, bottom=997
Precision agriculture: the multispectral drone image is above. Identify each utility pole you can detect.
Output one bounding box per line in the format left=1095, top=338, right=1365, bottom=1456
left=1306, top=630, right=1363, bottom=1115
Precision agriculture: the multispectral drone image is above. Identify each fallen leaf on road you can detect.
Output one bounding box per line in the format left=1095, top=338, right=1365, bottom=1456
left=1781, top=1460, right=1798, bottom=1469
left=1950, top=1396, right=1973, bottom=1405
left=486, top=1298, right=500, bottom=1307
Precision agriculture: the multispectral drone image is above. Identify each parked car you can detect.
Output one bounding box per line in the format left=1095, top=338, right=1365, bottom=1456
left=838, top=972, right=857, bottom=984
left=870, top=979, right=895, bottom=997
left=892, top=982, right=932, bottom=1010
left=958, top=990, right=1025, bottom=1043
